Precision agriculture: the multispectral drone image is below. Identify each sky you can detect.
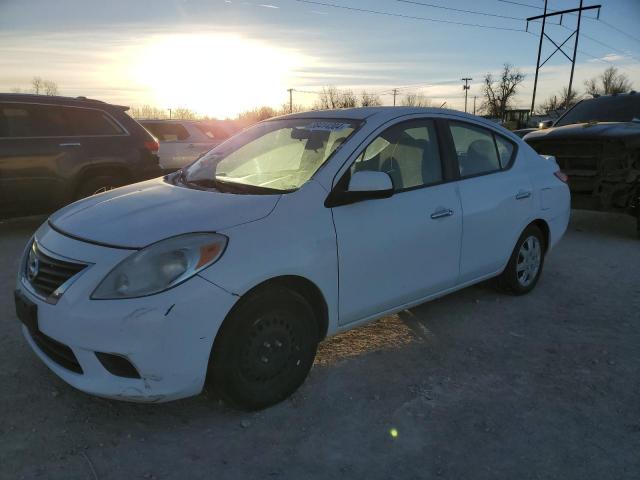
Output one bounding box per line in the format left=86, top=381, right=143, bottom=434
left=0, top=0, right=639, bottom=118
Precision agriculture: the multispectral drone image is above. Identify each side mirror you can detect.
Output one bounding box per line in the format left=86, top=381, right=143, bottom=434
left=348, top=170, right=393, bottom=193
left=325, top=171, right=393, bottom=207
left=539, top=120, right=553, bottom=129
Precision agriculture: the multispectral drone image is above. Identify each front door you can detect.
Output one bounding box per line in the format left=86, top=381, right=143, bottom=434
left=332, top=118, right=462, bottom=325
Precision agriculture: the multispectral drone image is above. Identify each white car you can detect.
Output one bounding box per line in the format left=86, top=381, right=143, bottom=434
left=15, top=107, right=570, bottom=409
left=140, top=120, right=235, bottom=172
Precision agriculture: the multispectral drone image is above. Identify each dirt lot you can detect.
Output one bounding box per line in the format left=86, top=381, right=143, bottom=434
left=1, top=210, right=639, bottom=480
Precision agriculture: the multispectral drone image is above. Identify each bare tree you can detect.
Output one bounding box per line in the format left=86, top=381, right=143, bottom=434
left=538, top=86, right=580, bottom=114
left=129, top=105, right=169, bottom=119
left=236, top=106, right=278, bottom=127
left=172, top=107, right=198, bottom=120
left=480, top=63, right=525, bottom=119
left=360, top=90, right=382, bottom=107
left=315, top=86, right=358, bottom=109
left=401, top=92, right=432, bottom=107
left=29, top=76, right=58, bottom=95
left=43, top=80, right=58, bottom=96
left=31, top=76, right=44, bottom=94
left=584, top=66, right=633, bottom=96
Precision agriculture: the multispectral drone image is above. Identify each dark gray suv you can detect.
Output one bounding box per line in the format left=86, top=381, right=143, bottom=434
left=0, top=94, right=162, bottom=218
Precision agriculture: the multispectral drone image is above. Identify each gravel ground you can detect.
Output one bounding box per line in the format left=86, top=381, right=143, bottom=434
left=1, top=210, right=639, bottom=480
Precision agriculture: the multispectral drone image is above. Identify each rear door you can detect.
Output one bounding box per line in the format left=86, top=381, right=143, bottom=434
left=443, top=120, right=534, bottom=283
left=0, top=102, right=83, bottom=216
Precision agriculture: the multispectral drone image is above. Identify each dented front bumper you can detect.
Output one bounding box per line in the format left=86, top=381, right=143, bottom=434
left=16, top=223, right=237, bottom=403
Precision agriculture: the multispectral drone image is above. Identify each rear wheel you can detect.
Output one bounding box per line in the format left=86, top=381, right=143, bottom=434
left=75, top=175, right=126, bottom=200
left=499, top=224, right=545, bottom=295
left=209, top=286, right=319, bottom=410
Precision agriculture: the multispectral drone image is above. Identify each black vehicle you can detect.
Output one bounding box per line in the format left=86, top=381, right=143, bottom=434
left=0, top=94, right=161, bottom=218
left=524, top=92, right=640, bottom=236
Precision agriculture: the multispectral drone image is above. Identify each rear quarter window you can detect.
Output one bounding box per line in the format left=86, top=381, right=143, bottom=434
left=66, top=108, right=125, bottom=135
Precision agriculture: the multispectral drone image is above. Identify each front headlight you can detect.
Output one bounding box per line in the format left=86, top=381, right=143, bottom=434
left=92, top=233, right=227, bottom=299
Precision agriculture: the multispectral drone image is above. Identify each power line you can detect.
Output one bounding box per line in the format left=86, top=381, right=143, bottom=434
left=598, top=18, right=640, bottom=45
left=396, top=0, right=522, bottom=21
left=294, top=0, right=527, bottom=31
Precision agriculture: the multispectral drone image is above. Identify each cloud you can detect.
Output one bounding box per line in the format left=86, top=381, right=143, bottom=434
left=588, top=53, right=627, bottom=63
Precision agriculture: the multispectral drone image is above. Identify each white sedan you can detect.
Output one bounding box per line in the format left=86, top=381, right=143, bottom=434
left=15, top=107, right=570, bottom=409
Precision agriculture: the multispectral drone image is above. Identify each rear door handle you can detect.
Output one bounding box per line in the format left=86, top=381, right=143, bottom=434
left=515, top=190, right=532, bottom=200
left=430, top=208, right=454, bottom=219
left=59, top=142, right=81, bottom=147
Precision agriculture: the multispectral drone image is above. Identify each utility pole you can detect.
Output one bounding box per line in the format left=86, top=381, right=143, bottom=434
left=462, top=77, right=472, bottom=113
left=527, top=1, right=601, bottom=112
left=287, top=88, right=294, bottom=113
left=473, top=96, right=477, bottom=115
left=567, top=0, right=583, bottom=106
left=168, top=108, right=172, bottom=119
left=392, top=88, right=398, bottom=107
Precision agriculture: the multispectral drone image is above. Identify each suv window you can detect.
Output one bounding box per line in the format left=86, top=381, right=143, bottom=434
left=351, top=119, right=443, bottom=191
left=143, top=122, right=190, bottom=142
left=0, top=103, right=124, bottom=138
left=448, top=121, right=514, bottom=177
left=66, top=108, right=124, bottom=135
left=0, top=103, right=70, bottom=137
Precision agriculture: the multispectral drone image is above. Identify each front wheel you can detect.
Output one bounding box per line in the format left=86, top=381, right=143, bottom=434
left=499, top=225, right=545, bottom=295
left=208, top=286, right=319, bottom=410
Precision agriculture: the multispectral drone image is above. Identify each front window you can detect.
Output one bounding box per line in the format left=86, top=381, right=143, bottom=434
left=555, top=95, right=640, bottom=126
left=182, top=118, right=360, bottom=193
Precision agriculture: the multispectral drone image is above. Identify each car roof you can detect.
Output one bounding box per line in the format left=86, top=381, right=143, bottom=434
left=272, top=107, right=516, bottom=136
left=0, top=93, right=128, bottom=110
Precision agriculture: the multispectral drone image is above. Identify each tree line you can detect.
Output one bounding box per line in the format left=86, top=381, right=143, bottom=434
left=10, top=66, right=633, bottom=127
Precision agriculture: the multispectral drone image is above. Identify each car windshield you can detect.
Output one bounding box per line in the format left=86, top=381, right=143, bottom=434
left=555, top=95, right=640, bottom=126
left=182, top=118, right=360, bottom=193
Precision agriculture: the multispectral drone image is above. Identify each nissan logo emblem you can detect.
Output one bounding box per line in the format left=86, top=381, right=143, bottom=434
left=27, top=249, right=39, bottom=282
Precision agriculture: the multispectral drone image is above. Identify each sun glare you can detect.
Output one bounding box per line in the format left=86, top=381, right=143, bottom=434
left=129, top=34, right=303, bottom=118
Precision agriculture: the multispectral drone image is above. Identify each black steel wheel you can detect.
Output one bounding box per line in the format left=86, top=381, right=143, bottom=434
left=209, top=286, right=319, bottom=410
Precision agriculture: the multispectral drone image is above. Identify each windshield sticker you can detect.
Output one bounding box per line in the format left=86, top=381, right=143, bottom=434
left=302, top=121, right=351, bottom=131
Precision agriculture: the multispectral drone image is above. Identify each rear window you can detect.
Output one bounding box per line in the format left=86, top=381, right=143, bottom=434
left=0, top=103, right=124, bottom=138
left=555, top=95, right=640, bottom=126
left=194, top=123, right=233, bottom=140
left=142, top=122, right=189, bottom=141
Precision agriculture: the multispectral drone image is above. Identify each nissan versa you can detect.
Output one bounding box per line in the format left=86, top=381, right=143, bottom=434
left=15, top=107, right=570, bottom=410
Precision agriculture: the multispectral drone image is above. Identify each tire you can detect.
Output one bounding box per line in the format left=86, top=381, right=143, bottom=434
left=209, top=286, right=319, bottom=410
left=75, top=175, right=126, bottom=200
left=498, top=224, right=546, bottom=295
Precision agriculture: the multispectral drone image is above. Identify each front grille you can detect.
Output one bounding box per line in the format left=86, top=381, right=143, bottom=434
left=528, top=140, right=602, bottom=172
left=26, top=243, right=87, bottom=299
left=30, top=328, right=83, bottom=374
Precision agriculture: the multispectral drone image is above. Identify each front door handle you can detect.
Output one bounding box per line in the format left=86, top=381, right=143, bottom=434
left=515, top=190, right=532, bottom=200
left=430, top=208, right=454, bottom=219
left=59, top=143, right=81, bottom=147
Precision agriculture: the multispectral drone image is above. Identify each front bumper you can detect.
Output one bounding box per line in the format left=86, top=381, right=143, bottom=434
left=16, top=224, right=237, bottom=403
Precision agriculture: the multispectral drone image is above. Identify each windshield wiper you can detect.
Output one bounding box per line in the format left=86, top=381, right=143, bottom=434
left=181, top=176, right=289, bottom=195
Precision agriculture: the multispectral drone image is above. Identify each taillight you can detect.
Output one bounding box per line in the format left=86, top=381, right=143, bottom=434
left=144, top=139, right=159, bottom=153
left=554, top=171, right=569, bottom=183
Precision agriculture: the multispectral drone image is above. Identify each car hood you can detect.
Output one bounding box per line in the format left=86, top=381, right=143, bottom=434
left=49, top=178, right=280, bottom=248
left=524, top=121, right=640, bottom=142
